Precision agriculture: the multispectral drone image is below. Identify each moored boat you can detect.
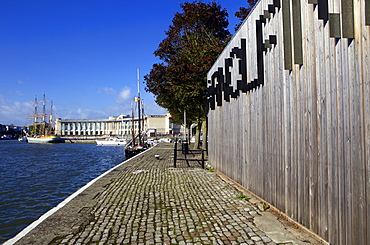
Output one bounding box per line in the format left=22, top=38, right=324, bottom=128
left=123, top=69, right=148, bottom=158
left=0, top=135, right=12, bottom=140
left=95, top=138, right=128, bottom=146
left=27, top=135, right=64, bottom=143
left=25, top=93, right=64, bottom=144
left=18, top=136, right=28, bottom=142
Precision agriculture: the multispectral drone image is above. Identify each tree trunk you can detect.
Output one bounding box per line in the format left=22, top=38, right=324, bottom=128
left=194, top=120, right=202, bottom=149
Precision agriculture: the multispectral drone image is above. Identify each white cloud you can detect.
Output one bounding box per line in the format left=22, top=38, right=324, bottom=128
left=97, top=87, right=115, bottom=95
left=59, top=108, right=95, bottom=120
left=75, top=108, right=92, bottom=119
left=0, top=95, right=33, bottom=126
left=116, top=87, right=132, bottom=103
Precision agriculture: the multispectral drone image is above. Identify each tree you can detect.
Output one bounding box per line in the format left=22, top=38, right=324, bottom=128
left=234, top=0, right=259, bottom=31
left=145, top=1, right=231, bottom=148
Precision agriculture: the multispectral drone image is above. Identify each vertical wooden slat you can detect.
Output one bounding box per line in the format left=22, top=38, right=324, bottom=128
left=284, top=70, right=292, bottom=216
left=351, top=2, right=367, bottom=242
left=363, top=13, right=370, bottom=245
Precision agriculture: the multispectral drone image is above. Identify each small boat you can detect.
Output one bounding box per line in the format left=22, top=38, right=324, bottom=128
left=0, top=135, right=12, bottom=140
left=124, top=145, right=146, bottom=158
left=27, top=135, right=64, bottom=143
left=96, top=138, right=128, bottom=146
left=18, top=136, right=28, bottom=142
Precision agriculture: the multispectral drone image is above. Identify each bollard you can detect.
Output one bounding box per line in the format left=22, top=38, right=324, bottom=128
left=201, top=149, right=205, bottom=169
left=174, top=141, right=177, bottom=168
left=182, top=142, right=189, bottom=154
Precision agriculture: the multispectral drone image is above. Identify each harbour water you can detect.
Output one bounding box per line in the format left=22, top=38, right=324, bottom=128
left=0, top=140, right=126, bottom=243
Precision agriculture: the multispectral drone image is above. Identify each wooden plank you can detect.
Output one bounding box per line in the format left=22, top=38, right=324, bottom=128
left=341, top=38, right=352, bottom=245
left=302, top=0, right=311, bottom=227
left=350, top=6, right=367, bottom=243
left=291, top=63, right=298, bottom=220
left=363, top=16, right=370, bottom=245
left=335, top=37, right=346, bottom=245
left=283, top=72, right=291, bottom=215
left=295, top=65, right=303, bottom=224
left=328, top=36, right=340, bottom=245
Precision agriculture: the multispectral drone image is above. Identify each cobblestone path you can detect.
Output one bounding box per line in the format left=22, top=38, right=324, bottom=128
left=13, top=144, right=322, bottom=245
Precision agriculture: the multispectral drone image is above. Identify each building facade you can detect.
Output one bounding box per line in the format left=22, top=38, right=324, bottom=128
left=55, top=113, right=181, bottom=138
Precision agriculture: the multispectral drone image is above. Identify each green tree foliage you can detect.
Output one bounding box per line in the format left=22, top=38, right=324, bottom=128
left=234, top=0, right=259, bottom=31
left=144, top=1, right=231, bottom=126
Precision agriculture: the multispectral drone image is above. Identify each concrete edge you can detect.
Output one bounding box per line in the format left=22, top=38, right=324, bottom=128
left=4, top=145, right=157, bottom=245
left=214, top=169, right=330, bottom=245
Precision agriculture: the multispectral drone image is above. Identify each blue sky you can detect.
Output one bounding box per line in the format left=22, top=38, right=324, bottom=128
left=0, top=0, right=246, bottom=126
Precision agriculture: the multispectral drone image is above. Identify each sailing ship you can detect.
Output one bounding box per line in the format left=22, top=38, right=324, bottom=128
left=124, top=69, right=148, bottom=158
left=26, top=93, right=64, bottom=143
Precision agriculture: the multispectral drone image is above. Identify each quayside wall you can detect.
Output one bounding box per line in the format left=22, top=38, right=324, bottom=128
left=207, top=0, right=369, bottom=244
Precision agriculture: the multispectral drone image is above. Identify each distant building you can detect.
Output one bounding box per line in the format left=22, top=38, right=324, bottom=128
left=0, top=124, right=25, bottom=138
left=55, top=113, right=181, bottom=138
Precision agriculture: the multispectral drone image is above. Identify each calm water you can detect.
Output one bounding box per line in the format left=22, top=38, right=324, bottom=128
left=0, top=140, right=126, bottom=243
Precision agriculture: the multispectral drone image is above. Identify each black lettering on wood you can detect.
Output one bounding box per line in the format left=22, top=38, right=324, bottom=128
left=260, top=15, right=266, bottom=24
left=318, top=0, right=329, bottom=20
left=308, top=0, right=318, bottom=4
left=366, top=0, right=370, bottom=25
left=282, top=0, right=293, bottom=70
left=256, top=19, right=264, bottom=86
left=292, top=0, right=303, bottom=65
left=269, top=35, right=277, bottom=45
left=207, top=84, right=216, bottom=110
left=268, top=4, right=276, bottom=14
left=264, top=10, right=271, bottom=19
left=264, top=40, right=272, bottom=50
left=329, top=13, right=341, bottom=38
left=230, top=39, right=248, bottom=93
left=208, top=7, right=279, bottom=109
left=240, top=39, right=248, bottom=92
left=341, top=0, right=354, bottom=38
left=225, top=58, right=233, bottom=85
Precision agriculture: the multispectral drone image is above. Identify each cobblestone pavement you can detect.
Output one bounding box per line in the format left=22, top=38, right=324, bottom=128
left=13, top=144, right=323, bottom=245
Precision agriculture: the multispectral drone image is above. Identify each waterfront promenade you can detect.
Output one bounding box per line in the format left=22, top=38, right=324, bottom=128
left=8, top=143, right=324, bottom=245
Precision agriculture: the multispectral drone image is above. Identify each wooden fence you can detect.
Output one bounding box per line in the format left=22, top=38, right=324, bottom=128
left=207, top=0, right=369, bottom=244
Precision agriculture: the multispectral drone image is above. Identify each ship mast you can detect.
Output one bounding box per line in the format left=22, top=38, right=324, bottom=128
left=30, top=95, right=38, bottom=135
left=49, top=99, right=53, bottom=134
left=33, top=95, right=38, bottom=124
left=137, top=68, right=141, bottom=146
left=42, top=93, right=46, bottom=123
left=131, top=103, right=135, bottom=146
left=27, top=93, right=54, bottom=136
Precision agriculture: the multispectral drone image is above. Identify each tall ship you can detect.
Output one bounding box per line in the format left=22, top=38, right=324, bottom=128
left=26, top=93, right=64, bottom=143
left=124, top=69, right=148, bottom=158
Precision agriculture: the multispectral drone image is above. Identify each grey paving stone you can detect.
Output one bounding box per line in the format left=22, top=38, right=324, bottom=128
left=12, top=144, right=323, bottom=245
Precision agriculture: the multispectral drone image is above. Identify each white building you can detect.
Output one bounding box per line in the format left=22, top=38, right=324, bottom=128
left=55, top=113, right=181, bottom=138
